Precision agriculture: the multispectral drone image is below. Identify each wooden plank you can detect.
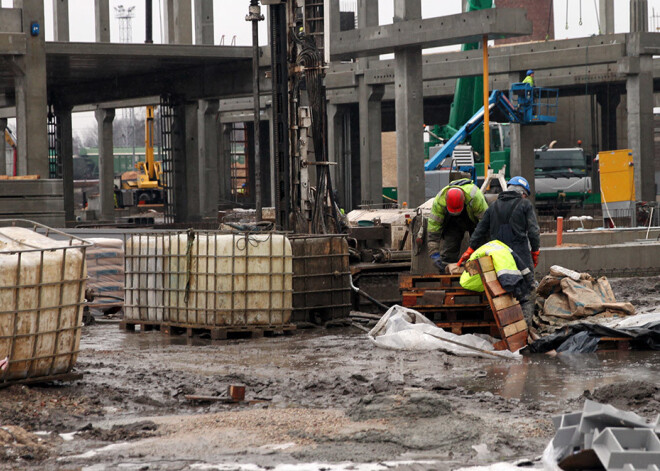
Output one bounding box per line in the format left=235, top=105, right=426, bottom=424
left=485, top=280, right=507, bottom=297
left=0, top=175, right=40, bottom=180
left=502, top=319, right=528, bottom=337
left=483, top=271, right=498, bottom=283
left=496, top=304, right=525, bottom=326
left=478, top=256, right=495, bottom=272
left=505, top=330, right=528, bottom=351
left=492, top=294, right=519, bottom=311
left=420, top=290, right=446, bottom=305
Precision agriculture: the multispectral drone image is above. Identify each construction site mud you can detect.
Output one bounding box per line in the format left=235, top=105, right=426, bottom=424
left=0, top=276, right=658, bottom=470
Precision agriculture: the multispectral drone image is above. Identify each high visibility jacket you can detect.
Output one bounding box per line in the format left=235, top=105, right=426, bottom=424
left=460, top=240, right=528, bottom=292
left=522, top=75, right=534, bottom=86
left=428, top=179, right=488, bottom=234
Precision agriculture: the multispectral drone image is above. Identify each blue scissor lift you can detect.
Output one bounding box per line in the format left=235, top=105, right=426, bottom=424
left=425, top=84, right=559, bottom=171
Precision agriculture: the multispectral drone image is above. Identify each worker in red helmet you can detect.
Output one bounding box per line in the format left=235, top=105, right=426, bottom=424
left=427, top=178, right=488, bottom=272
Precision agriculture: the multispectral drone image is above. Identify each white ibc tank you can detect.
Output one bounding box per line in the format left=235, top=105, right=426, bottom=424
left=0, top=225, right=87, bottom=382
left=165, top=233, right=293, bottom=326
left=124, top=234, right=166, bottom=322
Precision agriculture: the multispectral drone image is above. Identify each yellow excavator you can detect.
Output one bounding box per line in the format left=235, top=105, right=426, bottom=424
left=116, top=106, right=165, bottom=207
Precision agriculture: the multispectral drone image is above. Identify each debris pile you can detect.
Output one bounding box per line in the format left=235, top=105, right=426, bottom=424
left=533, top=265, right=636, bottom=334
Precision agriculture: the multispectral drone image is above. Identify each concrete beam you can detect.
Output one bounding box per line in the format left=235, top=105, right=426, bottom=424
left=94, top=0, right=110, bottom=43
left=52, top=0, right=69, bottom=42
left=194, top=0, right=214, bottom=45
left=95, top=108, right=115, bottom=221
left=330, top=8, right=532, bottom=60
left=0, top=8, right=23, bottom=32
left=0, top=32, right=26, bottom=55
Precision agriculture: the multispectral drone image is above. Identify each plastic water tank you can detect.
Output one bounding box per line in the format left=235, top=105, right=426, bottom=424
left=0, top=223, right=88, bottom=382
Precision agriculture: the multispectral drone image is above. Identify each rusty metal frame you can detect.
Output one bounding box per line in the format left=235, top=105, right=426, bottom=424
left=0, top=219, right=91, bottom=384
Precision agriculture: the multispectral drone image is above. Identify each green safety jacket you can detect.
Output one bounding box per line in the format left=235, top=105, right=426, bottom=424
left=522, top=75, right=534, bottom=86
left=459, top=240, right=526, bottom=292
left=428, top=179, right=488, bottom=234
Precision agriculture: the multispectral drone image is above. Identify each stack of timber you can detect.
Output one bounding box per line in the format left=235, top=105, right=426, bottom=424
left=399, top=273, right=498, bottom=336
left=464, top=256, right=528, bottom=352
left=85, top=238, right=124, bottom=310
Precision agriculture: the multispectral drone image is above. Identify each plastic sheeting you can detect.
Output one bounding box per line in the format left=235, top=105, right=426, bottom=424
left=368, top=305, right=521, bottom=360
left=528, top=319, right=660, bottom=353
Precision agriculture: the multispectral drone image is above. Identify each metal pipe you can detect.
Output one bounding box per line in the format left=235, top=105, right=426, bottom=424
left=145, top=0, right=153, bottom=44
left=246, top=1, right=264, bottom=221
left=349, top=274, right=390, bottom=312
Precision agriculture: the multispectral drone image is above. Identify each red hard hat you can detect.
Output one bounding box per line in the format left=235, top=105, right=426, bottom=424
left=446, top=187, right=465, bottom=214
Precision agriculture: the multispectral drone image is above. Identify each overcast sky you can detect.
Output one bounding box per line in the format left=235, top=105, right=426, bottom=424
left=2, top=0, right=659, bottom=135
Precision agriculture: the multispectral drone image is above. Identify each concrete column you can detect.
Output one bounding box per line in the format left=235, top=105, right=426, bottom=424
left=597, top=87, right=620, bottom=151
left=94, top=0, right=110, bottom=42
left=185, top=102, right=201, bottom=220
left=394, top=0, right=424, bottom=207
left=324, top=0, right=340, bottom=64
left=198, top=100, right=219, bottom=217
left=358, top=83, right=384, bottom=205
left=630, top=0, right=648, bottom=32
left=55, top=104, right=74, bottom=225
left=218, top=123, right=232, bottom=206
left=174, top=0, right=193, bottom=45
left=598, top=0, right=614, bottom=34
left=162, top=0, right=175, bottom=44
left=357, top=0, right=383, bottom=206
left=95, top=108, right=115, bottom=221
left=626, top=54, right=655, bottom=201
left=53, top=0, right=69, bottom=41
left=194, top=0, right=213, bottom=45
left=0, top=118, right=6, bottom=175
left=14, top=0, right=49, bottom=178
left=172, top=102, right=188, bottom=221
left=509, top=123, right=536, bottom=203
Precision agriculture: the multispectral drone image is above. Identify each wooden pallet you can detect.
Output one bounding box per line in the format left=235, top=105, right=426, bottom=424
left=161, top=323, right=296, bottom=340
left=399, top=273, right=493, bottom=327
left=120, top=319, right=162, bottom=332
left=465, top=256, right=528, bottom=352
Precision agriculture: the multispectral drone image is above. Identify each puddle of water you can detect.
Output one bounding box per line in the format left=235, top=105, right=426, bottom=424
left=460, top=351, right=660, bottom=404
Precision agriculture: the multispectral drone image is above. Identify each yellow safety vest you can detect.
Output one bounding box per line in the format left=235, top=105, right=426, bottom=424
left=460, top=240, right=523, bottom=292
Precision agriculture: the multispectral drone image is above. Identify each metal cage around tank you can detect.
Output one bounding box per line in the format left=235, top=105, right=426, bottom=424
left=124, top=230, right=294, bottom=329
left=0, top=220, right=91, bottom=384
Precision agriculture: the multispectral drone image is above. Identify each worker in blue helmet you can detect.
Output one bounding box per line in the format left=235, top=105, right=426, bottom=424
left=458, top=176, right=540, bottom=321
left=522, top=69, right=534, bottom=86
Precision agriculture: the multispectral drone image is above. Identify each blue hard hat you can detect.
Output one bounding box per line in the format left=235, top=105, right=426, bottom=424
left=508, top=176, right=531, bottom=195
left=526, top=69, right=534, bottom=76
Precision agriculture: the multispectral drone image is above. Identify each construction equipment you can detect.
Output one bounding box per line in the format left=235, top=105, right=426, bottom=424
left=115, top=106, right=164, bottom=207
left=425, top=85, right=559, bottom=171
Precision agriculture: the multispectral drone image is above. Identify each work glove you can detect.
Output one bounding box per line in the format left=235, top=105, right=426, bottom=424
left=531, top=250, right=540, bottom=268
left=429, top=252, right=445, bottom=272
left=457, top=247, right=475, bottom=267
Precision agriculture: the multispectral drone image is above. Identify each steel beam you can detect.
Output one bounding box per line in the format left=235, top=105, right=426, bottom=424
left=0, top=118, right=6, bottom=175
left=330, top=8, right=532, bottom=60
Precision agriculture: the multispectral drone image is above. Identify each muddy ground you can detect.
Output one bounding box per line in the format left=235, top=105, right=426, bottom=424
left=1, top=276, right=659, bottom=470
